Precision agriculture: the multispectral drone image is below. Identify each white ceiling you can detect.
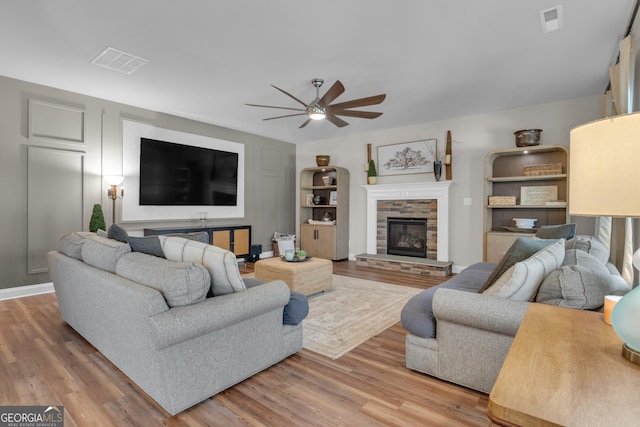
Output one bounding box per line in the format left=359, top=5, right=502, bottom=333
left=0, top=1, right=635, bottom=144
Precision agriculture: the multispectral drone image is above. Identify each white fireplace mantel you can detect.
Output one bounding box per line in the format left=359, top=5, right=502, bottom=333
left=362, top=181, right=452, bottom=262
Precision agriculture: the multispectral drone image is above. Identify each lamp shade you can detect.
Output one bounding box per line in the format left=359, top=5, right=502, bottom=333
left=570, top=112, right=640, bottom=364
left=569, top=112, right=640, bottom=217
left=104, top=175, right=124, bottom=186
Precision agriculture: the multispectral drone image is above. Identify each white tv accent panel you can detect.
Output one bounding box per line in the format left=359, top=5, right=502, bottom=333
left=122, top=120, right=245, bottom=222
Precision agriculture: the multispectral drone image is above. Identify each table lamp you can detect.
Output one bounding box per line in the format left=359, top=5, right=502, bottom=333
left=570, top=112, right=640, bottom=365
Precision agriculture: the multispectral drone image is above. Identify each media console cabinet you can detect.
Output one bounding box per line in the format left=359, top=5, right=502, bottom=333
left=144, top=225, right=251, bottom=258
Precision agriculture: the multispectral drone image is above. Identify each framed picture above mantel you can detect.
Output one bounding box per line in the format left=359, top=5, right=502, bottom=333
left=377, top=139, right=436, bottom=176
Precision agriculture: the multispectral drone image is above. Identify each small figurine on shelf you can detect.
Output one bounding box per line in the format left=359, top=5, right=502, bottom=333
left=367, top=159, right=377, bottom=184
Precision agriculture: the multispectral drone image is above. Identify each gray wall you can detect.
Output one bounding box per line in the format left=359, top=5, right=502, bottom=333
left=0, top=75, right=296, bottom=290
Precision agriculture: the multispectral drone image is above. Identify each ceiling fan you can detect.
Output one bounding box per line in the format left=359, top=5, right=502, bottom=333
left=246, top=79, right=386, bottom=128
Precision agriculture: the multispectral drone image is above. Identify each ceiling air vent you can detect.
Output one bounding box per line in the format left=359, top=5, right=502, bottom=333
left=91, top=47, right=148, bottom=75
left=539, top=5, right=564, bottom=33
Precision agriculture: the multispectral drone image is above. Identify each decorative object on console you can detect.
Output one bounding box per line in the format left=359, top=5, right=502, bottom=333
left=570, top=112, right=640, bottom=365
left=514, top=129, right=542, bottom=147
left=198, top=212, right=208, bottom=228
left=367, top=159, right=377, bottom=184
left=316, top=155, right=330, bottom=166
left=104, top=175, right=124, bottom=225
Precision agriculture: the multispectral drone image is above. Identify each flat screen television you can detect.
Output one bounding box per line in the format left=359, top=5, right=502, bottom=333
left=139, top=137, right=238, bottom=206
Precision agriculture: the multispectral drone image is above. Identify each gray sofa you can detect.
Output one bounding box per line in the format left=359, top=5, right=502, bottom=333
left=401, top=235, right=630, bottom=393
left=48, top=232, right=303, bottom=415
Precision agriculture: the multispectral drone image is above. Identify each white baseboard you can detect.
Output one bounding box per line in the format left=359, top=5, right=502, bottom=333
left=0, top=282, right=54, bottom=301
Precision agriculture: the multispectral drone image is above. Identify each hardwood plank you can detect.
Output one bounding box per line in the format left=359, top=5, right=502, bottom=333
left=0, top=261, right=489, bottom=426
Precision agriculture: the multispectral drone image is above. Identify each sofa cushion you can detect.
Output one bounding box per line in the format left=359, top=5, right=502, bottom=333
left=107, top=223, right=129, bottom=243
left=401, top=262, right=495, bottom=339
left=535, top=223, right=576, bottom=240
left=566, top=235, right=610, bottom=265
left=483, top=239, right=565, bottom=301
left=116, top=252, right=211, bottom=307
left=128, top=235, right=165, bottom=258
left=536, top=249, right=630, bottom=309
left=82, top=235, right=131, bottom=273
left=159, top=236, right=245, bottom=296
left=58, top=231, right=95, bottom=260
left=478, top=238, right=558, bottom=293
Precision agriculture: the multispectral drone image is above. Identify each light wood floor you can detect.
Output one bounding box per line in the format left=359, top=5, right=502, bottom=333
left=1, top=261, right=489, bottom=426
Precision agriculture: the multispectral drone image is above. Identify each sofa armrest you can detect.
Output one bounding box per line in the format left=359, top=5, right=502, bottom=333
left=433, top=288, right=529, bottom=337
left=150, top=280, right=291, bottom=349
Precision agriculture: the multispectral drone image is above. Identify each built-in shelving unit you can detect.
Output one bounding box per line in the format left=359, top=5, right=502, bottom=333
left=299, top=166, right=349, bottom=260
left=484, top=145, right=569, bottom=262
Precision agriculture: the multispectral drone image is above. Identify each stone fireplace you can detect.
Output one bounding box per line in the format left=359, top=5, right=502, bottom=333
left=359, top=182, right=452, bottom=275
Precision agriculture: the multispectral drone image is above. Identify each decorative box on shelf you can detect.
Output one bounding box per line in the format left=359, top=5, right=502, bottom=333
left=489, top=196, right=516, bottom=206
left=523, top=163, right=563, bottom=176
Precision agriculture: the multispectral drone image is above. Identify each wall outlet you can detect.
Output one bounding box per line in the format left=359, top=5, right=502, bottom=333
left=463, top=197, right=472, bottom=206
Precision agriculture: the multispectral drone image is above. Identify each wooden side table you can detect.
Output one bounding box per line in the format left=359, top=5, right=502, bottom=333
left=254, top=257, right=332, bottom=296
left=488, top=303, right=640, bottom=427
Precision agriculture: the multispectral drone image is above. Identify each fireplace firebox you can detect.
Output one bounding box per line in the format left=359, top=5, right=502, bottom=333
left=386, top=217, right=427, bottom=258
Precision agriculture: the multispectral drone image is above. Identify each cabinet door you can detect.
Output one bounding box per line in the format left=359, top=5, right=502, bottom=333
left=212, top=230, right=231, bottom=250
left=315, top=226, right=336, bottom=259
left=233, top=228, right=250, bottom=256
left=299, top=224, right=317, bottom=256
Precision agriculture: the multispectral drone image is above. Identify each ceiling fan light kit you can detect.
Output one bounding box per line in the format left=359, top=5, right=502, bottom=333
left=247, top=78, right=386, bottom=128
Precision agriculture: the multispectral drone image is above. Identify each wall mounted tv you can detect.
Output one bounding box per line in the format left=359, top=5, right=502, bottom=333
left=139, top=137, right=238, bottom=206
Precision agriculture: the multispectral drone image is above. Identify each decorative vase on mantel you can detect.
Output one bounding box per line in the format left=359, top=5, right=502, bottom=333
left=433, top=160, right=443, bottom=182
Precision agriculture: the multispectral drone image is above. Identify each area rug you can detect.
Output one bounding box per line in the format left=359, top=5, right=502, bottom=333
left=242, top=273, right=421, bottom=359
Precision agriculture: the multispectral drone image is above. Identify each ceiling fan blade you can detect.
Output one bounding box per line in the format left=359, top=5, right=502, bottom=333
left=318, top=80, right=345, bottom=108
left=325, top=114, right=349, bottom=128
left=329, top=109, right=383, bottom=119
left=263, top=113, right=308, bottom=121
left=330, top=94, right=386, bottom=110
left=299, top=118, right=312, bottom=128
left=245, top=103, right=306, bottom=112
left=271, top=85, right=309, bottom=107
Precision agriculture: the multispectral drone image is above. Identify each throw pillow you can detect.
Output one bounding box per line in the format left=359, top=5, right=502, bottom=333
left=536, top=249, right=630, bottom=309
left=107, top=223, right=129, bottom=243
left=166, top=231, right=210, bottom=244
left=158, top=236, right=246, bottom=296
left=566, top=235, right=610, bottom=265
left=128, top=235, right=165, bottom=258
left=116, top=252, right=211, bottom=307
left=97, top=229, right=108, bottom=238
left=57, top=231, right=95, bottom=260
left=535, top=224, right=576, bottom=240
left=478, top=237, right=558, bottom=293
left=483, top=239, right=565, bottom=301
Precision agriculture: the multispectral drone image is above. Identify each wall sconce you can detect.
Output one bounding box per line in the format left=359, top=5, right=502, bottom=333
left=104, top=175, right=124, bottom=225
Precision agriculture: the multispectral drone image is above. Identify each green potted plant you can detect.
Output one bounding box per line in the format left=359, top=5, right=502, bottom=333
left=367, top=159, right=377, bottom=184
left=89, top=204, right=106, bottom=232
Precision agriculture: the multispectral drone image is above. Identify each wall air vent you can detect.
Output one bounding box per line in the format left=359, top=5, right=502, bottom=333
left=539, top=5, right=564, bottom=33
left=91, top=47, right=148, bottom=75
